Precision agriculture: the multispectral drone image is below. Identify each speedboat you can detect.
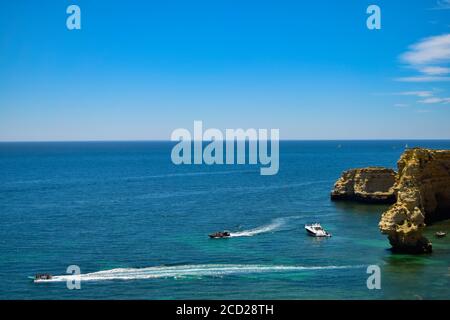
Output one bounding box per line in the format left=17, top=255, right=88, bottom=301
left=209, top=231, right=231, bottom=239
left=435, top=231, right=447, bottom=238
left=305, top=223, right=331, bottom=237
left=33, top=274, right=52, bottom=282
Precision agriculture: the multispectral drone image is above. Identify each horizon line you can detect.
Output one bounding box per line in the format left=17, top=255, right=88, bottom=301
left=1, top=138, right=450, bottom=143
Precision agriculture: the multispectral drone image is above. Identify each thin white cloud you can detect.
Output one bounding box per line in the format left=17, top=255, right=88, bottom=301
left=393, top=90, right=450, bottom=106
left=418, top=97, right=450, bottom=104
left=395, top=76, right=450, bottom=82
left=401, top=34, right=450, bottom=65
left=396, top=91, right=434, bottom=97
left=418, top=66, right=450, bottom=75
left=397, top=34, right=450, bottom=83
left=393, top=33, right=450, bottom=105
left=433, top=0, right=450, bottom=9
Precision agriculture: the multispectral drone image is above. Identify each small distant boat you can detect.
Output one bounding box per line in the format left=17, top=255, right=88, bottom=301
left=305, top=223, right=331, bottom=237
left=435, top=231, right=447, bottom=238
left=33, top=273, right=52, bottom=282
left=209, top=231, right=231, bottom=239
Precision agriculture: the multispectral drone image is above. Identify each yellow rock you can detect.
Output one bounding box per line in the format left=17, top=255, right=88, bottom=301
left=331, top=167, right=396, bottom=203
left=379, top=148, right=450, bottom=253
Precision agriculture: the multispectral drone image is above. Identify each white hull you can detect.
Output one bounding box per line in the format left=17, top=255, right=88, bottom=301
left=305, top=224, right=331, bottom=237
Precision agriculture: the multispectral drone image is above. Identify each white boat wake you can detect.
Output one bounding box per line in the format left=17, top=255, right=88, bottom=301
left=229, top=217, right=296, bottom=237
left=34, top=264, right=365, bottom=283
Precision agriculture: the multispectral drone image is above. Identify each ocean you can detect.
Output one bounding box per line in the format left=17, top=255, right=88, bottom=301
left=1, top=140, right=449, bottom=299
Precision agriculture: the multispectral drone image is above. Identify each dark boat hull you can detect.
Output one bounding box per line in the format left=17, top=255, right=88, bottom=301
left=209, top=231, right=231, bottom=239
left=209, top=235, right=230, bottom=239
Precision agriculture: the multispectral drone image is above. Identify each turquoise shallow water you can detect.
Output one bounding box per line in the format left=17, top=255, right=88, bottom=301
left=0, top=140, right=449, bottom=299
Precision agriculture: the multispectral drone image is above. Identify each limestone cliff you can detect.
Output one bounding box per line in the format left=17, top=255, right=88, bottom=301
left=331, top=167, right=396, bottom=204
left=379, top=148, right=450, bottom=253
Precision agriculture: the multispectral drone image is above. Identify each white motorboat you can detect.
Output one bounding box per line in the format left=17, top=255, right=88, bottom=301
left=305, top=223, right=331, bottom=237
left=435, top=231, right=447, bottom=238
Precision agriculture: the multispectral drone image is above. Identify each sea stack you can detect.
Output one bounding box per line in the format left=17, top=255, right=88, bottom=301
left=379, top=148, right=450, bottom=254
left=331, top=148, right=450, bottom=254
left=331, top=167, right=397, bottom=204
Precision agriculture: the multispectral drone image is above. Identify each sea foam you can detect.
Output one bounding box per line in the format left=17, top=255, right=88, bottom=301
left=34, top=264, right=365, bottom=283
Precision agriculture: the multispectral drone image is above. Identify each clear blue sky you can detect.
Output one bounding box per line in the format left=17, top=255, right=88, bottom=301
left=1, top=0, right=450, bottom=141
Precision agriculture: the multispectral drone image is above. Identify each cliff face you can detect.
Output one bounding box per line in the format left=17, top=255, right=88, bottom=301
left=379, top=148, right=450, bottom=253
left=331, top=148, right=450, bottom=254
left=331, top=167, right=396, bottom=204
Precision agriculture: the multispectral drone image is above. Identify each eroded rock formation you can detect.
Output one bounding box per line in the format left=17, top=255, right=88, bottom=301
left=379, top=148, right=450, bottom=254
left=331, top=148, right=450, bottom=254
left=331, top=167, right=396, bottom=204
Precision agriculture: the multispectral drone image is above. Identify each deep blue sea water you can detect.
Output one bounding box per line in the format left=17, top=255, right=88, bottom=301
left=1, top=141, right=449, bottom=299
